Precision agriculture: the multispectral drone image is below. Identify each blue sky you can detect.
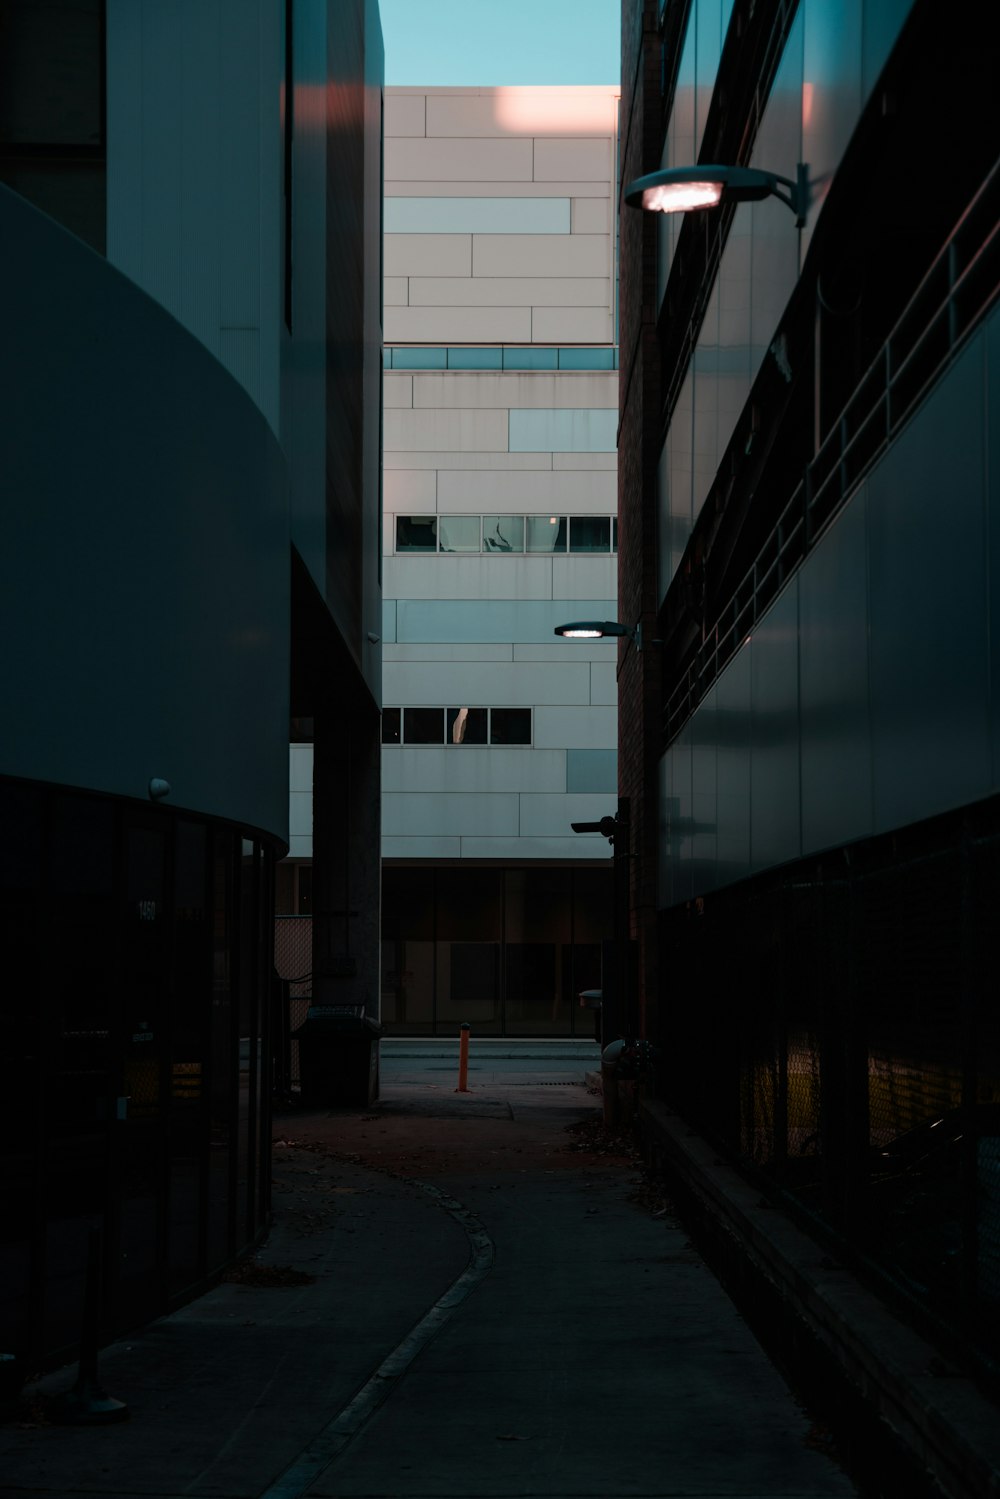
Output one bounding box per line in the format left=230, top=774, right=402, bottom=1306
left=379, top=0, right=620, bottom=86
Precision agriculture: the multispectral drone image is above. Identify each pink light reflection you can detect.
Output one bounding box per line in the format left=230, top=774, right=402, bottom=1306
left=492, top=86, right=619, bottom=136
left=641, top=181, right=723, bottom=212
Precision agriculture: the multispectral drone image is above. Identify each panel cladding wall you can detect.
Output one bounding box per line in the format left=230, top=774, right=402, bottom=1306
left=659, top=321, right=1000, bottom=906
left=384, top=86, right=617, bottom=346
left=377, top=86, right=620, bottom=863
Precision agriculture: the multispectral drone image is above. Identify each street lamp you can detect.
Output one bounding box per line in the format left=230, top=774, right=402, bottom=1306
left=554, top=619, right=647, bottom=649
left=624, top=163, right=808, bottom=227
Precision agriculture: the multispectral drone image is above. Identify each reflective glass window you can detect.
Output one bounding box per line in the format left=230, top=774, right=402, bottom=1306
left=448, top=347, right=502, bottom=370
left=382, top=708, right=401, bottom=743
left=502, top=347, right=558, bottom=370
left=404, top=708, right=445, bottom=743
left=448, top=707, right=487, bottom=744
left=526, top=516, right=566, bottom=552
left=558, top=347, right=615, bottom=370
left=569, top=516, right=611, bottom=552
left=612, top=517, right=618, bottom=552
left=438, top=515, right=481, bottom=552
left=490, top=708, right=531, bottom=745
left=482, top=515, right=524, bottom=553
left=396, top=516, right=437, bottom=552
left=390, top=347, right=447, bottom=369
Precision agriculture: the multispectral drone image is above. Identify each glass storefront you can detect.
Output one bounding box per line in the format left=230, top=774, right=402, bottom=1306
left=0, top=778, right=276, bottom=1369
left=380, top=864, right=613, bottom=1036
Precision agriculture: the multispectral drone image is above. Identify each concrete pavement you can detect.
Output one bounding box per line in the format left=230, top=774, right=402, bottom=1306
left=0, top=1055, right=857, bottom=1498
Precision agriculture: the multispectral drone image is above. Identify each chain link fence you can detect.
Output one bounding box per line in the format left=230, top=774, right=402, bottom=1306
left=658, top=800, right=1000, bottom=1370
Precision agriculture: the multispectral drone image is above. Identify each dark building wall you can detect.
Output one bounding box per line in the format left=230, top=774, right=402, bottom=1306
left=620, top=0, right=1000, bottom=916
left=0, top=0, right=106, bottom=252
left=0, top=186, right=286, bottom=1368
left=619, top=0, right=1000, bottom=1367
left=284, top=0, right=383, bottom=1018
left=618, top=0, right=671, bottom=1032
left=285, top=0, right=382, bottom=703
left=0, top=185, right=290, bottom=841
left=381, top=864, right=614, bottom=1036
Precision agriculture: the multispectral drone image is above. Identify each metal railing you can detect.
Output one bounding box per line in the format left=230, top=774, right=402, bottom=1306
left=664, top=156, right=1000, bottom=747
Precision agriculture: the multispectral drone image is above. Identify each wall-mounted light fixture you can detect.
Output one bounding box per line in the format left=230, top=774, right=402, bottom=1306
left=554, top=619, right=653, bottom=650
left=624, top=163, right=808, bottom=227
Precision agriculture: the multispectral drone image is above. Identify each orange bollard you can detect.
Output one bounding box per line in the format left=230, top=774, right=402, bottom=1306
left=456, top=1023, right=471, bottom=1092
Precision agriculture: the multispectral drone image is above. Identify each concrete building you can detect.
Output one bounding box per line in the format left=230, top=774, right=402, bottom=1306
left=280, top=85, right=622, bottom=1035
left=0, top=0, right=382, bottom=1370
left=619, top=0, right=1000, bottom=1399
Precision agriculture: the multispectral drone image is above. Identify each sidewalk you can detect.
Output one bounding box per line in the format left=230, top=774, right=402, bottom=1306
left=0, top=1067, right=856, bottom=1499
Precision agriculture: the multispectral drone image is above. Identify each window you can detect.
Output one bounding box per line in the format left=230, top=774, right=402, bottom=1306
left=383, top=708, right=532, bottom=745
left=438, top=516, right=481, bottom=552
left=569, top=516, right=611, bottom=552
left=381, top=708, right=401, bottom=744
left=482, top=516, right=524, bottom=553
left=396, top=516, right=437, bottom=552
left=526, top=516, right=567, bottom=553
left=448, top=708, right=487, bottom=744
left=393, top=514, right=615, bottom=555
left=403, top=708, right=444, bottom=743
left=383, top=347, right=621, bottom=372
left=490, top=709, right=531, bottom=745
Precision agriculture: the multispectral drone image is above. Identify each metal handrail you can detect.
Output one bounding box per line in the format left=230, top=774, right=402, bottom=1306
left=664, top=156, right=1000, bottom=747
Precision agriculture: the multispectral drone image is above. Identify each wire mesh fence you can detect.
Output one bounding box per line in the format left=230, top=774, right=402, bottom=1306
left=659, top=799, right=1000, bottom=1369
left=274, top=918, right=312, bottom=1087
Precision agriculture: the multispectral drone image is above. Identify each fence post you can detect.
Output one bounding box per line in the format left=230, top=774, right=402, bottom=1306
left=456, top=1024, right=471, bottom=1093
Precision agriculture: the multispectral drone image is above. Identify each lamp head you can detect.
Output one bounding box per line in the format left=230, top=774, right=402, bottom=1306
left=625, top=163, right=807, bottom=226
left=554, top=620, right=635, bottom=642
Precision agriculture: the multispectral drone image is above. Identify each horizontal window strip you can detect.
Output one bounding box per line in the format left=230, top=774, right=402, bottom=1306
left=382, top=707, right=532, bottom=746
left=384, top=345, right=619, bottom=371
left=394, top=515, right=618, bottom=555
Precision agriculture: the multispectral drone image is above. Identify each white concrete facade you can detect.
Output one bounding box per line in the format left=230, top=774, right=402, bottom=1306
left=286, top=85, right=620, bottom=865
left=380, top=86, right=621, bottom=862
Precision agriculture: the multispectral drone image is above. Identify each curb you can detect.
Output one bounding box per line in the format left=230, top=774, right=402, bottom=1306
left=640, top=1099, right=1000, bottom=1499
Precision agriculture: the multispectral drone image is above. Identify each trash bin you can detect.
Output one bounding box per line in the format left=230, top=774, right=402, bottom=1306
left=578, top=988, right=602, bottom=1045
left=293, top=1004, right=382, bottom=1108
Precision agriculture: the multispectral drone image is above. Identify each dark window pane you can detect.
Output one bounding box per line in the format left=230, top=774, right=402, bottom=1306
left=297, top=864, right=312, bottom=915
left=448, top=707, right=487, bottom=744
left=396, top=516, right=437, bottom=551
left=569, top=516, right=611, bottom=552
left=382, top=708, right=401, bottom=743
left=612, top=517, right=618, bottom=552
left=404, top=708, right=444, bottom=743
left=490, top=708, right=531, bottom=745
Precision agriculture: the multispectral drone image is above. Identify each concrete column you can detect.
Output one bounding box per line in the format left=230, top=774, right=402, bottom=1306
left=311, top=703, right=381, bottom=1019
